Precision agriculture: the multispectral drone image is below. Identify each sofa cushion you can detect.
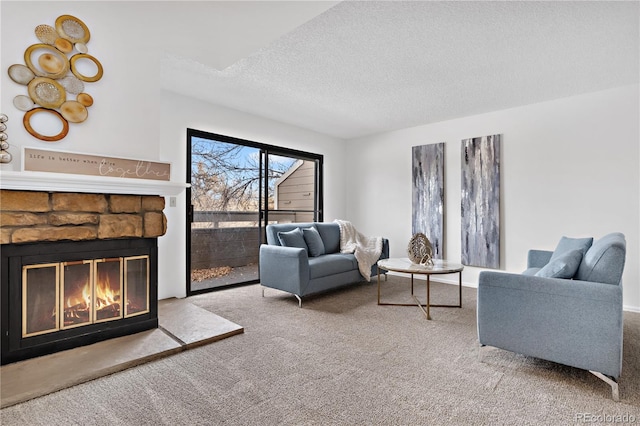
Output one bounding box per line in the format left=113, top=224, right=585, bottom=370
left=266, top=223, right=341, bottom=252
left=575, top=232, right=626, bottom=285
left=303, top=226, right=325, bottom=257
left=535, top=249, right=583, bottom=279
left=308, top=253, right=358, bottom=279
left=314, top=223, right=341, bottom=254
left=550, top=236, right=593, bottom=261
left=522, top=268, right=541, bottom=276
left=277, top=228, right=308, bottom=253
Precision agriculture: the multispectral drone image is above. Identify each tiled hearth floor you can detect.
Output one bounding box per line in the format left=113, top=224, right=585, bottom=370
left=0, top=298, right=244, bottom=408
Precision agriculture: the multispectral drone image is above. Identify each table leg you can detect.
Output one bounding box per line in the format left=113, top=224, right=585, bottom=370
left=377, top=267, right=381, bottom=305
left=411, top=273, right=414, bottom=295
left=426, top=274, right=431, bottom=320
left=414, top=275, right=432, bottom=320
left=458, top=271, right=462, bottom=308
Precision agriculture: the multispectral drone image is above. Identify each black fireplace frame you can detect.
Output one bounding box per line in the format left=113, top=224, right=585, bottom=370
left=1, top=238, right=158, bottom=365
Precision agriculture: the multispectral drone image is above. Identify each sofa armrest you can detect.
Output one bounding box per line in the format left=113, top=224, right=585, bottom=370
left=527, top=249, right=552, bottom=268
left=477, top=271, right=623, bottom=378
left=371, top=238, right=390, bottom=276
left=259, top=244, right=310, bottom=296
left=381, top=238, right=390, bottom=259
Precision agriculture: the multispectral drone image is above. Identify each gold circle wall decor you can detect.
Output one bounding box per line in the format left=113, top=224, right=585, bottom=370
left=75, top=42, right=88, bottom=54
left=28, top=77, right=66, bottom=109
left=24, top=43, right=70, bottom=79
left=34, top=24, right=58, bottom=44
left=55, top=15, right=90, bottom=44
left=77, top=93, right=94, bottom=107
left=60, top=101, right=88, bottom=123
left=23, top=108, right=70, bottom=142
left=7, top=14, right=101, bottom=142
left=54, top=38, right=73, bottom=53
left=70, top=53, right=103, bottom=82
left=13, top=95, right=35, bottom=111
left=38, top=52, right=66, bottom=74
left=8, top=64, right=35, bottom=85
left=58, top=74, right=85, bottom=94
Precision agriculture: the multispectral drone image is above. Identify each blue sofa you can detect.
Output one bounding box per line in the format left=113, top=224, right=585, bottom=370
left=477, top=232, right=626, bottom=400
left=260, top=222, right=389, bottom=306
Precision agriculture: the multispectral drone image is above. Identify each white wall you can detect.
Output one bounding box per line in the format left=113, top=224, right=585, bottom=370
left=345, top=85, right=640, bottom=311
left=158, top=90, right=347, bottom=299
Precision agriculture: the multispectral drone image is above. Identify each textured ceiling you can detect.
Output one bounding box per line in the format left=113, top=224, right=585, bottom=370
left=161, top=1, right=639, bottom=140
left=152, top=1, right=338, bottom=71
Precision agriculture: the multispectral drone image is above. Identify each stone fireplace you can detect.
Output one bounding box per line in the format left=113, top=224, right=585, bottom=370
left=1, top=188, right=168, bottom=365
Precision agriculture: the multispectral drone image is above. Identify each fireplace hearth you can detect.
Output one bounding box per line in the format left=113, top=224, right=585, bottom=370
left=1, top=238, right=158, bottom=365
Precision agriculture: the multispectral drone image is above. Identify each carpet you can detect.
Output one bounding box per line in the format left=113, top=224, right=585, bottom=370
left=1, top=276, right=639, bottom=425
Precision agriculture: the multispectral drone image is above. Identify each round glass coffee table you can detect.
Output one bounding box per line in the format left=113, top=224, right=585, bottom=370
left=377, top=258, right=464, bottom=320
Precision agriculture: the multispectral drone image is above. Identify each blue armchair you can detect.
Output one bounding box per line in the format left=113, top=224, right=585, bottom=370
left=477, top=233, right=626, bottom=400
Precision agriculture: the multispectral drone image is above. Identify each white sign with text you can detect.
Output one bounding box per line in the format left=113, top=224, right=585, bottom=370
left=23, top=148, right=171, bottom=181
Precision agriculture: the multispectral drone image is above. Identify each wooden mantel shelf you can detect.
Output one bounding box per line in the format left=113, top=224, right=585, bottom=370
left=0, top=171, right=189, bottom=196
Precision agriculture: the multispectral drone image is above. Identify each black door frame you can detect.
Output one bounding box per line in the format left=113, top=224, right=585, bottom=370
left=186, top=128, right=323, bottom=296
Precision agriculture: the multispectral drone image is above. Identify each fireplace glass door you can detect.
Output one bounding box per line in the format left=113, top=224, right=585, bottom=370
left=22, top=263, right=59, bottom=337
left=21, top=255, right=149, bottom=338
left=125, top=256, right=149, bottom=317
left=94, top=258, right=123, bottom=322
left=61, top=260, right=93, bottom=329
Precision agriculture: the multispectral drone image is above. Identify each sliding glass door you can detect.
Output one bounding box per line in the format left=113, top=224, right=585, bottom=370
left=261, top=152, right=321, bottom=228
left=186, top=129, right=322, bottom=295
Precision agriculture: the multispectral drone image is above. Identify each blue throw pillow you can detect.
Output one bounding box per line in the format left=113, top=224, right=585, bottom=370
left=277, top=228, right=308, bottom=253
left=550, top=236, right=593, bottom=261
left=303, top=226, right=325, bottom=257
left=535, top=249, right=583, bottom=279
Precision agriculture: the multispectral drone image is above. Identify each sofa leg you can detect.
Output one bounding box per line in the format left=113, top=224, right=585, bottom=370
left=590, top=371, right=620, bottom=402
left=262, top=287, right=265, bottom=298
left=294, top=294, right=302, bottom=308
left=477, top=344, right=501, bottom=362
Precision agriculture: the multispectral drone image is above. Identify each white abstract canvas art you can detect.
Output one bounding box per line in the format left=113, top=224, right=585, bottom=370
left=461, top=135, right=500, bottom=268
left=412, top=142, right=444, bottom=259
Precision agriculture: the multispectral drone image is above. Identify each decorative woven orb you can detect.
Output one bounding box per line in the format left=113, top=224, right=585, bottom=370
left=407, top=233, right=434, bottom=266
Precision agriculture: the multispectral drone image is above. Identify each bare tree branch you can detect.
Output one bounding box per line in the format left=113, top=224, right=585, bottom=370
left=191, top=139, right=297, bottom=212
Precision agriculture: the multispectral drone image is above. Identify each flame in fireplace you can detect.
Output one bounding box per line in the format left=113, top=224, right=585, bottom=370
left=83, top=284, right=91, bottom=307
left=95, top=275, right=119, bottom=310
left=66, top=280, right=92, bottom=309
left=63, top=273, right=121, bottom=326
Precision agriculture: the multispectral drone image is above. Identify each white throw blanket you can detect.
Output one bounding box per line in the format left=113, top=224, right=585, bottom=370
left=334, top=219, right=382, bottom=282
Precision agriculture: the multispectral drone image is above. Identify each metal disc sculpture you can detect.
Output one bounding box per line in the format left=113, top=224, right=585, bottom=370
left=8, top=15, right=102, bottom=142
